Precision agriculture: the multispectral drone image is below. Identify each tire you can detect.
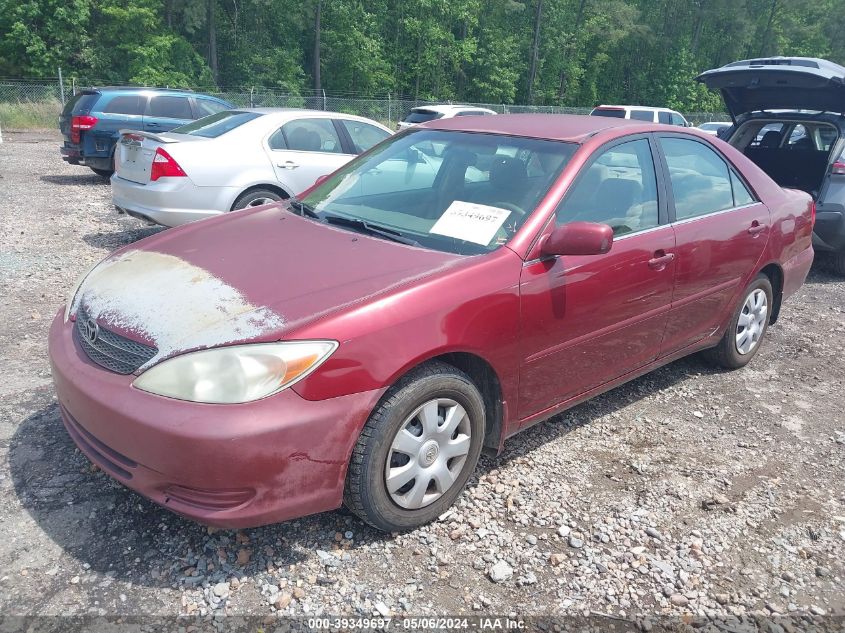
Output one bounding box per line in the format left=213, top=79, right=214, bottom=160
left=830, top=251, right=845, bottom=276
left=90, top=167, right=113, bottom=178
left=344, top=361, right=485, bottom=532
left=702, top=274, right=773, bottom=369
left=232, top=188, right=283, bottom=210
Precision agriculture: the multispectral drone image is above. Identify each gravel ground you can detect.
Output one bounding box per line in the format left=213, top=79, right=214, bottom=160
left=1, top=130, right=844, bottom=623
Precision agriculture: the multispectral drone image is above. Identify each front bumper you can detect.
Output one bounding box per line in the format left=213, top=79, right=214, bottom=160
left=48, top=312, right=384, bottom=528
left=111, top=175, right=234, bottom=227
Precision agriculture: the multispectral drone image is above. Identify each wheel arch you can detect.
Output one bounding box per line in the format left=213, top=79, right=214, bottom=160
left=380, top=352, right=505, bottom=455
left=229, top=183, right=293, bottom=211
left=758, top=262, right=784, bottom=324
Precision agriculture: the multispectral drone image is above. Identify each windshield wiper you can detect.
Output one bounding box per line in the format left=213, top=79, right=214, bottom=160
left=287, top=198, right=321, bottom=219
left=323, top=214, right=421, bottom=247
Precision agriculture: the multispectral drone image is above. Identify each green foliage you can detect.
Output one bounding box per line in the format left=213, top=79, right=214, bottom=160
left=1, top=0, right=844, bottom=110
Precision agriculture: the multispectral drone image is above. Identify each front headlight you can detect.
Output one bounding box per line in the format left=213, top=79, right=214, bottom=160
left=133, top=341, right=338, bottom=404
left=63, top=260, right=102, bottom=322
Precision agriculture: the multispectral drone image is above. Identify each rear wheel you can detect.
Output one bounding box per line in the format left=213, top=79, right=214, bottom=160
left=344, top=362, right=485, bottom=532
left=703, top=274, right=772, bottom=369
left=90, top=167, right=113, bottom=178
left=232, top=188, right=283, bottom=210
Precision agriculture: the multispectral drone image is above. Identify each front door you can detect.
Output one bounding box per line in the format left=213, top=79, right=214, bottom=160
left=518, top=136, right=676, bottom=419
left=654, top=135, right=770, bottom=354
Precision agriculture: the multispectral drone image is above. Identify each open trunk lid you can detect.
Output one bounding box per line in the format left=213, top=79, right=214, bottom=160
left=115, top=130, right=206, bottom=185
left=696, top=57, right=845, bottom=121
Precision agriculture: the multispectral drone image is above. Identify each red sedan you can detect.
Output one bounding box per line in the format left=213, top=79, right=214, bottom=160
left=49, top=115, right=815, bottom=532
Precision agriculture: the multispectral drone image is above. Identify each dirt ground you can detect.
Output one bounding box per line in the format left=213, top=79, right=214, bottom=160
left=0, top=130, right=843, bottom=624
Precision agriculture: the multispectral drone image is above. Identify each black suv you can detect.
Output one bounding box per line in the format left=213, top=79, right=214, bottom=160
left=698, top=57, right=845, bottom=275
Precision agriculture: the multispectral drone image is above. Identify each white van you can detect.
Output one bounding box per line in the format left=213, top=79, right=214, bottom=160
left=590, top=105, right=691, bottom=127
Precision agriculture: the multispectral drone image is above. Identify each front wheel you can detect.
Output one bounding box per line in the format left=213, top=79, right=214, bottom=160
left=344, top=362, right=485, bottom=532
left=703, top=274, right=773, bottom=369
left=830, top=251, right=845, bottom=276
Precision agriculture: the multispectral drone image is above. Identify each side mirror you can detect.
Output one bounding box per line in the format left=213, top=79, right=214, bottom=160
left=540, top=221, right=614, bottom=257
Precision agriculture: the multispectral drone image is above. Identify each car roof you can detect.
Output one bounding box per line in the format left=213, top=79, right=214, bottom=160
left=422, top=113, right=657, bottom=142
left=594, top=104, right=678, bottom=113
left=231, top=108, right=392, bottom=130
left=412, top=104, right=496, bottom=114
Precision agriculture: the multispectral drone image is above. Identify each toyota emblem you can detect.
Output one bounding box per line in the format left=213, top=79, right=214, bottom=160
left=84, top=318, right=99, bottom=344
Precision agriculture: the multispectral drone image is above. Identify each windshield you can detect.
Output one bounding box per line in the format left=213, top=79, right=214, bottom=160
left=403, top=110, right=444, bottom=124
left=170, top=111, right=263, bottom=138
left=300, top=129, right=576, bottom=255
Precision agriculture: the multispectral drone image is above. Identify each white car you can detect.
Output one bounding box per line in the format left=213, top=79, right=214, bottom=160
left=111, top=108, right=393, bottom=227
left=697, top=121, right=733, bottom=136
left=397, top=104, right=497, bottom=131
left=590, top=105, right=691, bottom=127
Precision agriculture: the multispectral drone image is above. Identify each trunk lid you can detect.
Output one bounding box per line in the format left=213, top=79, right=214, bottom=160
left=115, top=130, right=205, bottom=184
left=58, top=91, right=100, bottom=141
left=696, top=57, right=845, bottom=121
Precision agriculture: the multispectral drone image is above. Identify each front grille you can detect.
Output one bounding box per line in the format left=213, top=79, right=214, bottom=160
left=75, top=305, right=157, bottom=374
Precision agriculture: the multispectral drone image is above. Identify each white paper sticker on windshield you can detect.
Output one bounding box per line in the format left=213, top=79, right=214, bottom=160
left=429, top=201, right=511, bottom=245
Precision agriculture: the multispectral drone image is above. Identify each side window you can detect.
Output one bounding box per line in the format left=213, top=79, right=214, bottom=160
left=752, top=123, right=784, bottom=147
left=630, top=110, right=654, bottom=122
left=196, top=99, right=229, bottom=117
left=147, top=96, right=193, bottom=120
left=730, top=170, right=755, bottom=206
left=670, top=113, right=687, bottom=126
left=661, top=137, right=734, bottom=220
left=339, top=120, right=390, bottom=154
left=267, top=128, right=287, bottom=150
left=282, top=118, right=343, bottom=153
left=102, top=95, right=145, bottom=115
left=658, top=111, right=672, bottom=124
left=556, top=138, right=659, bottom=236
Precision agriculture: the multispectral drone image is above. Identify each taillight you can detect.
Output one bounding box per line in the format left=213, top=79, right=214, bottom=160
left=150, top=147, right=187, bottom=181
left=70, top=115, right=97, bottom=144
left=831, top=161, right=845, bottom=175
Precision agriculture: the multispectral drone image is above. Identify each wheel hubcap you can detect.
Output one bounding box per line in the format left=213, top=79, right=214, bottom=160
left=385, top=398, right=472, bottom=510
left=735, top=288, right=768, bottom=355
left=247, top=197, right=275, bottom=207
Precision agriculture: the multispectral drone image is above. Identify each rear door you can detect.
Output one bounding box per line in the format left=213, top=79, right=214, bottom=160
left=143, top=95, right=194, bottom=132
left=266, top=117, right=351, bottom=193
left=655, top=134, right=770, bottom=354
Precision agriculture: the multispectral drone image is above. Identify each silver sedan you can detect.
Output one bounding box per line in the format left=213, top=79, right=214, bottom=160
left=111, top=108, right=393, bottom=227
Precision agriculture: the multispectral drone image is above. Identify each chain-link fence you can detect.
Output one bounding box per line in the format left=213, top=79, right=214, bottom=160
left=0, top=78, right=727, bottom=128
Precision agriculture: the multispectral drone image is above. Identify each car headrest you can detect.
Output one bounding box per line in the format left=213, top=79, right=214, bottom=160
left=490, top=156, right=527, bottom=190
left=759, top=130, right=782, bottom=148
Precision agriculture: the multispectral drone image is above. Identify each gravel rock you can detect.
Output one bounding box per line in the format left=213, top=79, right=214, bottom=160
left=488, top=561, right=513, bottom=583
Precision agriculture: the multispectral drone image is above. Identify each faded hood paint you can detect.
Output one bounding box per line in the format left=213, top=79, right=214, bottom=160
left=74, top=206, right=462, bottom=368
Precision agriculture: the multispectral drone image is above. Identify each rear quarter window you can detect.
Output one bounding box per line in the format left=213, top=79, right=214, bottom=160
left=62, top=92, right=99, bottom=116
left=591, top=109, right=626, bottom=118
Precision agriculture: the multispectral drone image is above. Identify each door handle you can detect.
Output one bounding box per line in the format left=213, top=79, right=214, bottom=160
left=747, top=221, right=766, bottom=236
left=147, top=122, right=160, bottom=127
left=276, top=160, right=299, bottom=169
left=648, top=251, right=675, bottom=269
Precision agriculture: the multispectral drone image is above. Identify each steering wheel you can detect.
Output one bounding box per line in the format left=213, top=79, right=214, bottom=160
left=495, top=201, right=527, bottom=218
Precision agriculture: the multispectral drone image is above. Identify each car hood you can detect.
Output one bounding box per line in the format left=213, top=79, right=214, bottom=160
left=696, top=57, right=845, bottom=120
left=73, top=206, right=463, bottom=370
